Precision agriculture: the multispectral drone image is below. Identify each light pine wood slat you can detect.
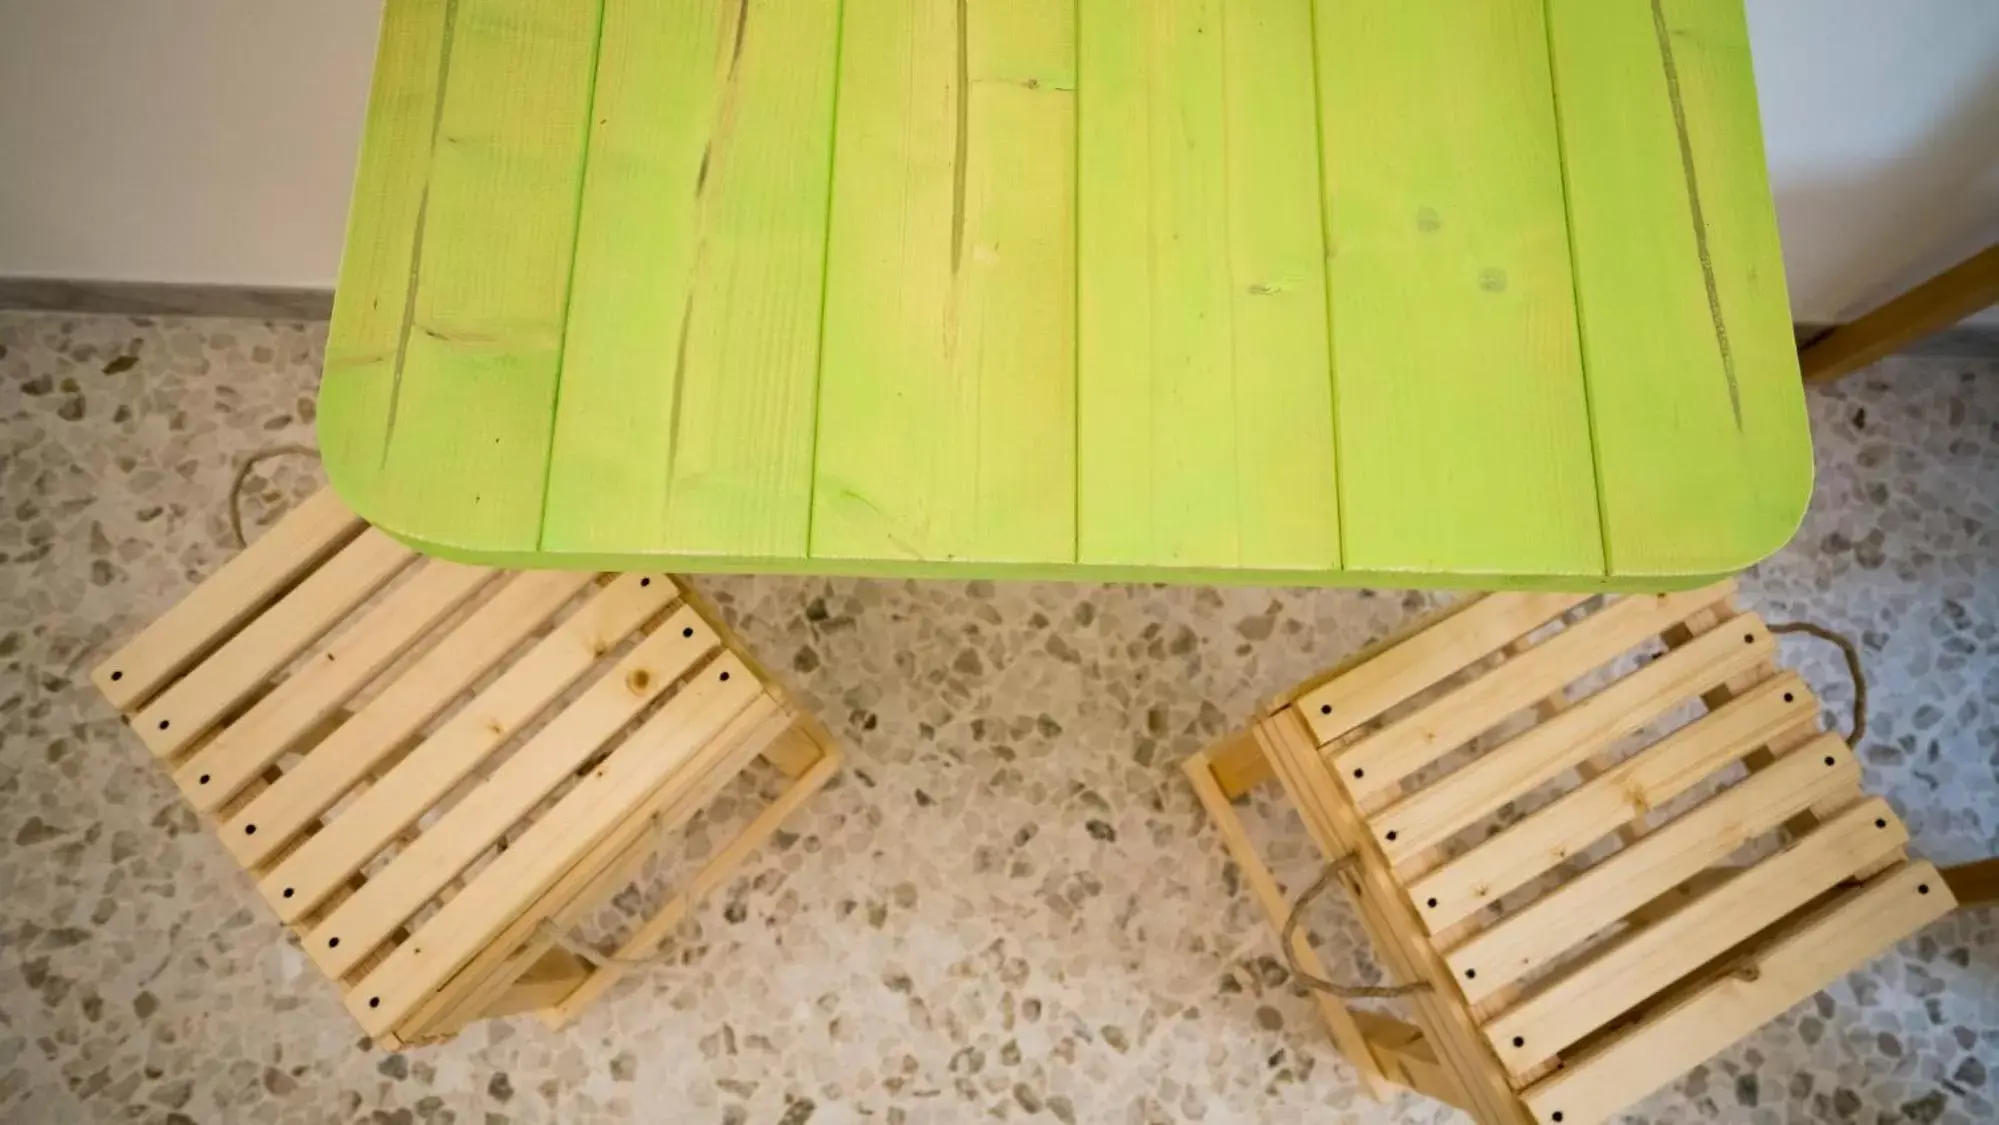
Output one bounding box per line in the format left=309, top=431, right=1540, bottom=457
left=394, top=689, right=789, bottom=1039
left=1410, top=672, right=1816, bottom=931
left=1297, top=593, right=1591, bottom=745
left=350, top=654, right=763, bottom=1034
left=174, top=560, right=493, bottom=811
left=1486, top=799, right=1908, bottom=1074
left=254, top=572, right=663, bottom=908
left=1333, top=585, right=1734, bottom=807
left=133, top=530, right=418, bottom=758
left=308, top=606, right=718, bottom=979
left=1373, top=612, right=1777, bottom=866
left=226, top=570, right=600, bottom=871
left=1519, top=863, right=1952, bottom=1125
left=1447, top=732, right=1860, bottom=1006
left=92, top=488, right=365, bottom=710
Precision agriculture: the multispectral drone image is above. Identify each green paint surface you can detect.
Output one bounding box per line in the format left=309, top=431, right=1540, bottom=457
left=320, top=0, right=1811, bottom=588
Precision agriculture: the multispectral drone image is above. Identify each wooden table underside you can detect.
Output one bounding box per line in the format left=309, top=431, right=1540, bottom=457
left=319, top=0, right=1811, bottom=587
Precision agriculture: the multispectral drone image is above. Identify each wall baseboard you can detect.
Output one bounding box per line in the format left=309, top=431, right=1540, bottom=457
left=1795, top=321, right=1999, bottom=361
left=0, top=277, right=333, bottom=321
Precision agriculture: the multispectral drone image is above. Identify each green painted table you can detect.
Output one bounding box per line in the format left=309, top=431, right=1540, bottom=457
left=319, top=0, right=1811, bottom=590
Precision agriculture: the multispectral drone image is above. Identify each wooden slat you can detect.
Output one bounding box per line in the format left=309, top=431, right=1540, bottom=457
left=1486, top=798, right=1908, bottom=1074
left=1298, top=593, right=1593, bottom=745
left=350, top=653, right=763, bottom=1034
left=542, top=736, right=842, bottom=1028
left=811, top=0, right=1077, bottom=564
left=174, top=560, right=493, bottom=811
left=1257, top=711, right=1533, bottom=1125
left=252, top=572, right=662, bottom=907
left=393, top=687, right=789, bottom=1039
left=1333, top=585, right=1733, bottom=807
left=1411, top=672, right=1816, bottom=930
left=1448, top=731, right=1859, bottom=1006
left=1181, top=750, right=1397, bottom=1101
left=133, top=530, right=417, bottom=758
left=1374, top=611, right=1777, bottom=866
left=224, top=570, right=599, bottom=870
left=93, top=489, right=364, bottom=711
left=346, top=0, right=601, bottom=552
left=539, top=0, right=842, bottom=558
left=1075, top=0, right=1339, bottom=571
left=402, top=696, right=794, bottom=1039
left=309, top=606, right=718, bottom=979
left=1519, top=862, right=1952, bottom=1125
left=1548, top=0, right=1811, bottom=574
left=1316, top=0, right=1599, bottom=576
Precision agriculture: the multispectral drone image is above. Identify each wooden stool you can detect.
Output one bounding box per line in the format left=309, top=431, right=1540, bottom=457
left=1185, top=583, right=1955, bottom=1125
left=91, top=489, right=841, bottom=1048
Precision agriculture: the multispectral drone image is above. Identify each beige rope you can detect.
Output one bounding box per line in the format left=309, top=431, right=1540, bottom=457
left=227, top=443, right=320, bottom=547
left=1279, top=853, right=1432, bottom=1000
left=1769, top=621, right=1867, bottom=746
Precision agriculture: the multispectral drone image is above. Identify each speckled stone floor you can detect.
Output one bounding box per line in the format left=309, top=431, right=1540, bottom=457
left=1, top=310, right=1994, bottom=1125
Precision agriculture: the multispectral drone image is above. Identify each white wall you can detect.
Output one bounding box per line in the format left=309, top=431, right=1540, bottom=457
left=0, top=0, right=381, bottom=289
left=0, top=0, right=1994, bottom=323
left=1748, top=0, right=1999, bottom=323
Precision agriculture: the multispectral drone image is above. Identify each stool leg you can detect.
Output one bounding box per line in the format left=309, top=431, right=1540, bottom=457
left=1942, top=857, right=1999, bottom=909
left=1184, top=742, right=1398, bottom=1102
left=538, top=729, right=843, bottom=1028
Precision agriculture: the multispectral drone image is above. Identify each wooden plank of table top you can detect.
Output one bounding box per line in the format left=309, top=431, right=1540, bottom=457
left=350, top=654, right=763, bottom=1036
left=1315, top=0, right=1600, bottom=577
left=343, top=0, right=601, bottom=552
left=1487, top=799, right=1907, bottom=1074
left=1447, top=731, right=1859, bottom=1006
left=1373, top=611, right=1776, bottom=866
left=308, top=606, right=718, bottom=980
left=175, top=559, right=493, bottom=812
left=1074, top=0, right=1338, bottom=571
left=252, top=572, right=660, bottom=909
left=316, top=0, right=455, bottom=508
left=1548, top=0, right=1810, bottom=577
left=1411, top=671, right=1816, bottom=931
left=1519, top=862, right=1951, bottom=1125
left=811, top=0, right=1076, bottom=565
left=133, top=530, right=417, bottom=759
left=93, top=489, right=364, bottom=712
left=539, top=0, right=841, bottom=559
left=1334, top=585, right=1732, bottom=808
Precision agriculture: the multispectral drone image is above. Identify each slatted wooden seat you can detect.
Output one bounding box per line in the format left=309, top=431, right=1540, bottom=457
left=91, top=489, right=841, bottom=1048
left=1185, top=584, right=1955, bottom=1125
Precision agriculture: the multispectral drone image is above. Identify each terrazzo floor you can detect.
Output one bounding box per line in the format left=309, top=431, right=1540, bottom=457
left=1, top=309, right=1994, bottom=1125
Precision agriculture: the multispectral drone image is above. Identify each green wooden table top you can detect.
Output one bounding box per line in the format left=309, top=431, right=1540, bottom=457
left=318, top=0, right=1811, bottom=590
